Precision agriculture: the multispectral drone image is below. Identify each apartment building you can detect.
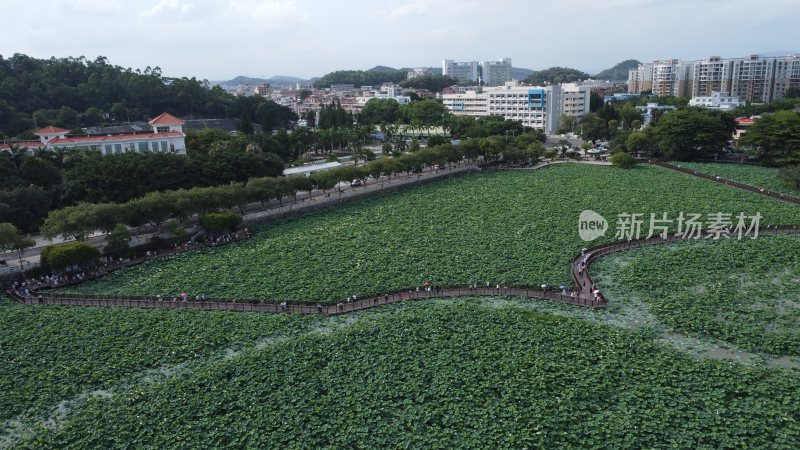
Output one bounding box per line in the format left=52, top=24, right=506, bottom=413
left=629, top=54, right=800, bottom=103
left=442, top=60, right=479, bottom=83
left=442, top=81, right=585, bottom=134
left=482, top=58, right=513, bottom=86
left=627, top=63, right=653, bottom=94
left=691, top=56, right=734, bottom=96
left=650, top=60, right=693, bottom=97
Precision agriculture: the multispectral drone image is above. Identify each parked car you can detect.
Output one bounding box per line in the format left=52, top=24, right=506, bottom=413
left=350, top=179, right=362, bottom=187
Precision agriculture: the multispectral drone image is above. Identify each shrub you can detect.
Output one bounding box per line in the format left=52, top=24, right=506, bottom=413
left=200, top=211, right=243, bottom=236
left=778, top=164, right=800, bottom=190
left=41, top=242, right=101, bottom=270
left=610, top=152, right=637, bottom=169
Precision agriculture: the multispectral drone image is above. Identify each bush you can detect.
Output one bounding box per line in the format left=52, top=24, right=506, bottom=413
left=778, top=164, right=800, bottom=190
left=200, top=211, right=243, bottom=236
left=41, top=241, right=101, bottom=270
left=609, top=152, right=637, bottom=169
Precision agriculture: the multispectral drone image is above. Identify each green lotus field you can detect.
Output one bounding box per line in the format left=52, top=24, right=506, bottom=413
left=63, top=164, right=799, bottom=302
left=3, top=164, right=799, bottom=448
left=672, top=161, right=800, bottom=196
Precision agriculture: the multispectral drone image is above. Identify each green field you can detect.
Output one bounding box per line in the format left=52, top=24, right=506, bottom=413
left=63, top=164, right=800, bottom=303
left=592, top=233, right=800, bottom=357
left=15, top=302, right=800, bottom=449
left=672, top=161, right=800, bottom=196
left=4, top=164, right=800, bottom=448
left=0, top=304, right=319, bottom=425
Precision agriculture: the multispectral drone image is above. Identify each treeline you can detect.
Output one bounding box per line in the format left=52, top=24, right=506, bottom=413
left=313, top=70, right=407, bottom=89
left=41, top=133, right=548, bottom=241
left=0, top=53, right=297, bottom=137
left=0, top=136, right=285, bottom=233
left=574, top=96, right=800, bottom=165
left=399, top=75, right=458, bottom=93
left=524, top=67, right=590, bottom=85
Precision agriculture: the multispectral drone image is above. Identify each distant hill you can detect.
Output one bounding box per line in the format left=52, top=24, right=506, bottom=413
left=212, top=75, right=313, bottom=88
left=523, top=67, right=590, bottom=85
left=512, top=67, right=535, bottom=80
left=593, top=60, right=640, bottom=81
left=367, top=65, right=400, bottom=73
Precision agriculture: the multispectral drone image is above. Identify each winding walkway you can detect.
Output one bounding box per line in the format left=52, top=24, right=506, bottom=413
left=6, top=160, right=799, bottom=314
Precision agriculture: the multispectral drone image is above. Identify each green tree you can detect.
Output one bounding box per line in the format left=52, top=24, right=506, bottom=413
left=778, top=164, right=800, bottom=190
left=40, top=241, right=100, bottom=270
left=610, top=152, right=637, bottom=169
left=652, top=108, right=732, bottom=161
left=738, top=110, right=800, bottom=166
left=399, top=75, right=457, bottom=93
left=359, top=98, right=400, bottom=125
left=103, top=223, right=131, bottom=259
left=200, top=211, right=242, bottom=237
left=580, top=114, right=608, bottom=142
left=523, top=67, right=590, bottom=85
left=0, top=186, right=51, bottom=233
left=19, top=157, right=62, bottom=190
left=626, top=132, right=650, bottom=154
left=41, top=203, right=97, bottom=241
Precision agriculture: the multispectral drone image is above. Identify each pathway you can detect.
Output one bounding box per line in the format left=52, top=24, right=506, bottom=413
left=6, top=159, right=798, bottom=314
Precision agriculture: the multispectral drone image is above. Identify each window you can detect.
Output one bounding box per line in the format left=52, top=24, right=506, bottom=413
left=160, top=141, right=168, bottom=152
left=104, top=144, right=113, bottom=155
left=138, top=142, right=149, bottom=153
left=151, top=141, right=160, bottom=152
left=157, top=126, right=170, bottom=133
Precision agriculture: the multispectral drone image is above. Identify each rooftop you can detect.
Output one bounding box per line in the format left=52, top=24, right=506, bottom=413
left=148, top=112, right=185, bottom=126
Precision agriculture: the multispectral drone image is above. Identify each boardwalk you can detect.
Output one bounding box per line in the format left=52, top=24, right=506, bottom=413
left=6, top=160, right=798, bottom=314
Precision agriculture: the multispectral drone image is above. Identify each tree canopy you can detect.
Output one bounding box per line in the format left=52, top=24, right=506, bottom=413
left=523, top=67, right=590, bottom=85
left=399, top=75, right=458, bottom=93
left=738, top=110, right=800, bottom=166
left=652, top=108, right=733, bottom=161
left=313, top=70, right=406, bottom=89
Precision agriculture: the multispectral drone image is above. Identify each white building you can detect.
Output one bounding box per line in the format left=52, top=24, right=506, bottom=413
left=33, top=112, right=187, bottom=155
left=688, top=91, right=743, bottom=110
left=636, top=103, right=677, bottom=127
left=560, top=83, right=591, bottom=117
left=481, top=57, right=513, bottom=86
left=283, top=161, right=342, bottom=177
left=442, top=81, right=565, bottom=134
left=443, top=59, right=479, bottom=83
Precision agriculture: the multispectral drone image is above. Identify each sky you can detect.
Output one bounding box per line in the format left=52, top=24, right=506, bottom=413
left=1, top=0, right=799, bottom=81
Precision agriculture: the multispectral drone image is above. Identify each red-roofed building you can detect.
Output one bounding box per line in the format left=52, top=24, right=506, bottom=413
left=149, top=112, right=185, bottom=128
left=0, top=140, right=45, bottom=152
left=33, top=126, right=69, bottom=144
left=734, top=116, right=759, bottom=143
left=30, top=112, right=187, bottom=155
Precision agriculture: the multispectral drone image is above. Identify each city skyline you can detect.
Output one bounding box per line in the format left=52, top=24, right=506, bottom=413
left=1, top=0, right=799, bottom=80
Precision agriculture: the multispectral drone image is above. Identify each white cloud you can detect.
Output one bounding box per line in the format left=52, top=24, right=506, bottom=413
left=139, top=0, right=195, bottom=18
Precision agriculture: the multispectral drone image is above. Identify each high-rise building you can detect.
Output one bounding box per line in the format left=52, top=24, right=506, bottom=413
left=691, top=56, right=734, bottom=97
left=442, top=59, right=479, bottom=83
left=731, top=55, right=776, bottom=104
left=628, top=63, right=653, bottom=94
left=481, top=58, right=513, bottom=86
left=629, top=54, right=800, bottom=103
left=650, top=60, right=693, bottom=97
